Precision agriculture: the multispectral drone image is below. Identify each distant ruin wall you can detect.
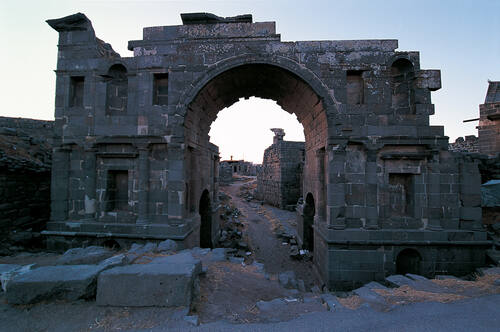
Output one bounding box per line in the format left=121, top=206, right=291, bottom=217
left=256, top=132, right=304, bottom=208
left=0, top=117, right=53, bottom=246
left=449, top=135, right=479, bottom=153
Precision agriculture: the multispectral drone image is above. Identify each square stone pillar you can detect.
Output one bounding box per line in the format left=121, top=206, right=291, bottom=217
left=426, top=154, right=443, bottom=231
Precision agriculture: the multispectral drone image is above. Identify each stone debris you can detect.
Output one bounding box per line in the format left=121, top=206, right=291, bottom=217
left=320, top=293, right=341, bottom=311
left=183, top=315, right=199, bottom=326
left=278, top=271, right=298, bottom=289
left=156, top=239, right=178, bottom=253
left=256, top=298, right=286, bottom=311
left=56, top=246, right=114, bottom=265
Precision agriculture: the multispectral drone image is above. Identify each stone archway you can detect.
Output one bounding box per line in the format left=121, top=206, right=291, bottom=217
left=183, top=63, right=332, bottom=225
left=396, top=248, right=422, bottom=275
left=199, top=189, right=212, bottom=248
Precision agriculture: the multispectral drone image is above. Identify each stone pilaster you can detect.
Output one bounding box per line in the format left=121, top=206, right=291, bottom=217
left=50, top=146, right=70, bottom=221
left=136, top=145, right=149, bottom=224
left=327, top=145, right=346, bottom=229
left=83, top=145, right=97, bottom=220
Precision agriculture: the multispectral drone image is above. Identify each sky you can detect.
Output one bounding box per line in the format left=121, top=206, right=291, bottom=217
left=1, top=0, right=499, bottom=163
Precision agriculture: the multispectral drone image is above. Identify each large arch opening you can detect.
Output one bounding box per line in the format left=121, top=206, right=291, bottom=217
left=184, top=63, right=330, bottom=222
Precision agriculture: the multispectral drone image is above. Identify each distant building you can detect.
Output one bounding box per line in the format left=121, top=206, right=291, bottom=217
left=256, top=128, right=304, bottom=209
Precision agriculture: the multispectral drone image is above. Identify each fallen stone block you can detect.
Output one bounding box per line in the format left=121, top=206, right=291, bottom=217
left=6, top=265, right=104, bottom=304
left=0, top=264, right=22, bottom=292
left=256, top=298, right=286, bottom=311
left=157, top=239, right=178, bottom=253
left=481, top=267, right=500, bottom=276
left=385, top=275, right=415, bottom=287
left=279, top=271, right=298, bottom=289
left=184, top=315, right=199, bottom=326
left=96, top=261, right=201, bottom=307
left=209, top=248, right=227, bottom=262
left=435, top=275, right=461, bottom=280
left=56, top=246, right=114, bottom=265
left=320, top=293, right=341, bottom=311
left=353, top=282, right=388, bottom=304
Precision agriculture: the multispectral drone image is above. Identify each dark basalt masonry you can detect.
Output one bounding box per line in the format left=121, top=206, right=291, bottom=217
left=256, top=128, right=304, bottom=209
left=0, top=117, right=53, bottom=250
left=44, top=12, right=489, bottom=289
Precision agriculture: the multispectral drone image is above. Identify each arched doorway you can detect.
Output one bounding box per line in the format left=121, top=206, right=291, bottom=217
left=396, top=248, right=422, bottom=275
left=199, top=189, right=212, bottom=248
left=183, top=63, right=331, bottom=224
left=303, top=193, right=315, bottom=251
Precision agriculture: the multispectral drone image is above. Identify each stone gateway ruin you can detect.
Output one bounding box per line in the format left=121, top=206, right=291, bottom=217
left=44, top=12, right=489, bottom=290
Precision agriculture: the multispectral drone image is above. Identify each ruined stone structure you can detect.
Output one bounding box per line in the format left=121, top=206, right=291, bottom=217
left=0, top=117, right=53, bottom=251
left=478, top=81, right=500, bottom=156
left=45, top=12, right=488, bottom=289
left=449, top=135, right=479, bottom=153
left=256, top=129, right=304, bottom=208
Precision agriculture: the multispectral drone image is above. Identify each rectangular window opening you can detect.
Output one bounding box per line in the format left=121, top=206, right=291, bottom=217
left=70, top=76, right=84, bottom=107
left=153, top=73, right=169, bottom=106
left=346, top=70, right=364, bottom=105
left=106, top=170, right=129, bottom=211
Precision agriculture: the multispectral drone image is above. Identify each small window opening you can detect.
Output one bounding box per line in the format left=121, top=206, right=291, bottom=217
left=153, top=73, right=169, bottom=106
left=346, top=70, right=364, bottom=105
left=70, top=76, right=84, bottom=107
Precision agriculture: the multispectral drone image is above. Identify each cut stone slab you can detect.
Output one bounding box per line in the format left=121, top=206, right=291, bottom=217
left=6, top=265, right=104, bottom=304
left=435, top=275, right=461, bottom=280
left=96, top=260, right=200, bottom=307
left=406, top=273, right=429, bottom=282
left=256, top=298, right=286, bottom=311
left=0, top=264, right=21, bottom=292
left=353, top=282, right=388, bottom=304
left=385, top=275, right=415, bottom=287
left=56, top=246, right=113, bottom=265
left=481, top=267, right=500, bottom=276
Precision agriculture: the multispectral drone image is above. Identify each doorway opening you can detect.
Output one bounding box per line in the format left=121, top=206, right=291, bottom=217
left=303, top=193, right=315, bottom=251
left=199, top=189, right=212, bottom=248
left=396, top=248, right=422, bottom=275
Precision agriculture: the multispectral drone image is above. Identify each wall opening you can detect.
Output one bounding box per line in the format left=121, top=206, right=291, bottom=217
left=396, top=248, right=422, bottom=275
left=388, top=173, right=414, bottom=218
left=303, top=192, right=315, bottom=251
left=106, top=64, right=128, bottom=114
left=391, top=59, right=415, bottom=110
left=105, top=170, right=129, bottom=212
left=153, top=73, right=169, bottom=106
left=346, top=70, right=364, bottom=105
left=199, top=189, right=212, bottom=248
left=70, top=76, right=84, bottom=107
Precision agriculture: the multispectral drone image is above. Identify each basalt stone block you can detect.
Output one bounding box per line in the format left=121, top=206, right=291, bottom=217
left=56, top=246, right=114, bottom=265
left=96, top=259, right=201, bottom=307
left=6, top=265, right=104, bottom=304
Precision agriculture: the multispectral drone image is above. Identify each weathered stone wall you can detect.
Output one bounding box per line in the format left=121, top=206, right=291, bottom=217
left=257, top=130, right=304, bottom=208
left=478, top=81, right=500, bottom=156
left=449, top=135, right=479, bottom=153
left=0, top=117, right=53, bottom=250
left=45, top=12, right=488, bottom=288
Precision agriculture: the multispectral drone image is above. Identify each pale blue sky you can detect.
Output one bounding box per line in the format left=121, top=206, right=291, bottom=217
left=1, top=0, right=498, bottom=163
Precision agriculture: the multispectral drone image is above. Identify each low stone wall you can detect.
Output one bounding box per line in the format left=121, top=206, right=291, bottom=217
left=0, top=117, right=53, bottom=252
